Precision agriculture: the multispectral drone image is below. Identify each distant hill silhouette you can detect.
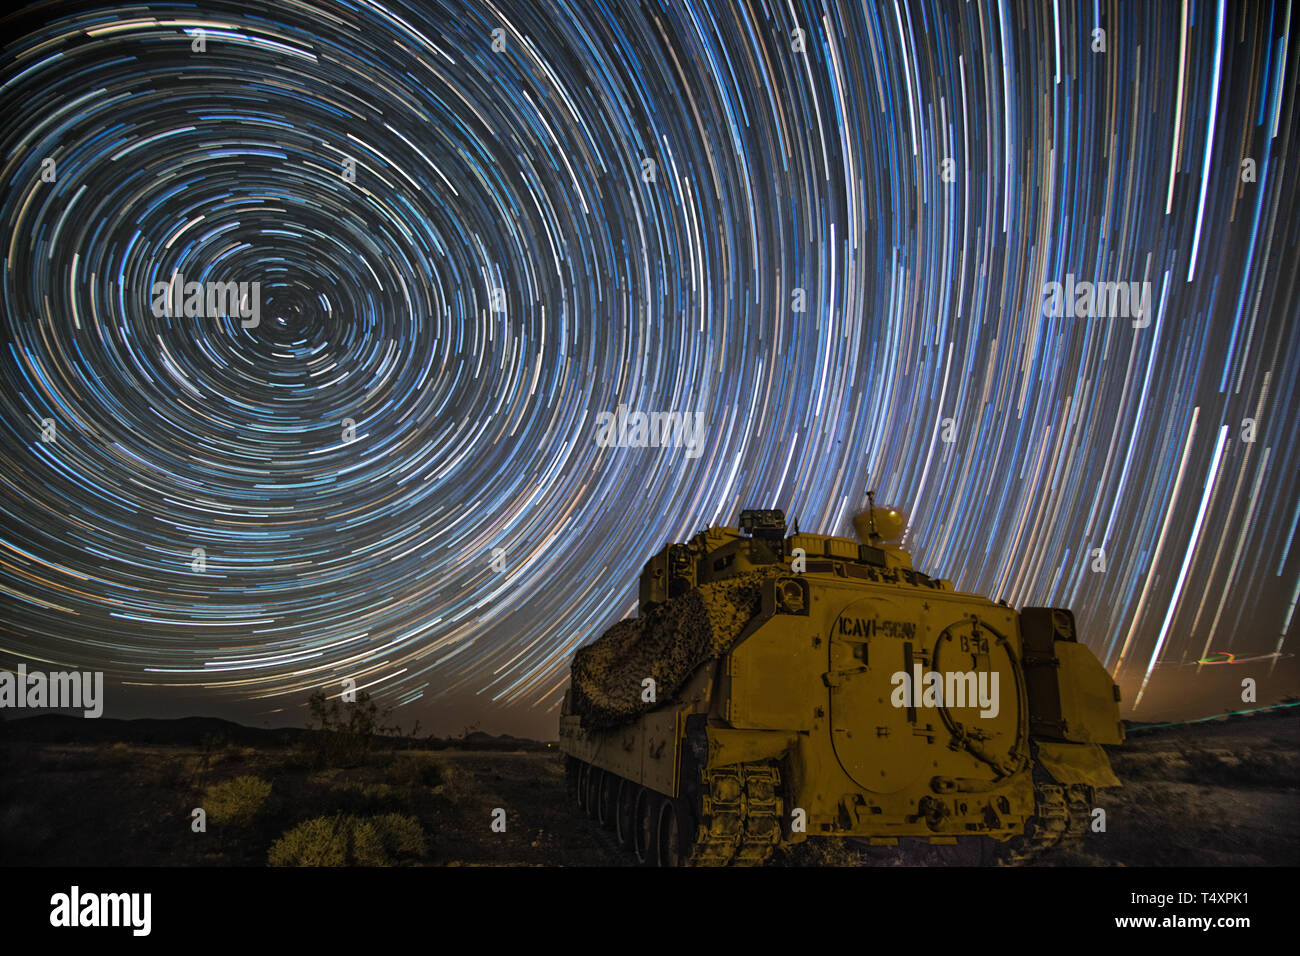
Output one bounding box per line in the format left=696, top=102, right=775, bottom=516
left=0, top=713, right=550, bottom=750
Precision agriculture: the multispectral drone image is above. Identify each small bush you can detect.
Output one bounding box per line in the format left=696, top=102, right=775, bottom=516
left=267, top=813, right=427, bottom=867
left=300, top=691, right=401, bottom=767
left=387, top=755, right=442, bottom=789
left=203, top=775, right=272, bottom=827
left=318, top=781, right=400, bottom=815
left=373, top=813, right=426, bottom=856
left=267, top=817, right=347, bottom=866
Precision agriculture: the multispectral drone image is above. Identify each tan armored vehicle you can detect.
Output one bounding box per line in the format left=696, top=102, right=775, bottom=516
left=558, top=503, right=1123, bottom=865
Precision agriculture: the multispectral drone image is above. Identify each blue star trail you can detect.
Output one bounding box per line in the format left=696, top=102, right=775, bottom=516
left=0, top=0, right=1295, bottom=734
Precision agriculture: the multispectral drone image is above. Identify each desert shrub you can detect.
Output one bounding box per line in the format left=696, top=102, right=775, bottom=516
left=201, top=731, right=232, bottom=750
left=373, top=813, right=426, bottom=856
left=267, top=813, right=426, bottom=866
left=317, top=781, right=401, bottom=815
left=199, top=732, right=244, bottom=767
left=203, top=775, right=272, bottom=827
left=301, top=691, right=401, bottom=767
left=349, top=819, right=390, bottom=866
left=386, top=755, right=442, bottom=789
left=267, top=817, right=347, bottom=866
left=272, top=748, right=312, bottom=773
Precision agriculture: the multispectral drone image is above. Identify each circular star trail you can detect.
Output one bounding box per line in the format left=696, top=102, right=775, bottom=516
left=1, top=0, right=1296, bottom=732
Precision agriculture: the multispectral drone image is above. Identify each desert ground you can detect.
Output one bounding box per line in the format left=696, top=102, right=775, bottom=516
left=1, top=707, right=1296, bottom=866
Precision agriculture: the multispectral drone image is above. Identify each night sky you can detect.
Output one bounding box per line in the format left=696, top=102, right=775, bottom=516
left=1, top=0, right=1295, bottom=738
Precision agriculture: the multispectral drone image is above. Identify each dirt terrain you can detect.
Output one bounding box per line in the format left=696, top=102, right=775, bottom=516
left=0, top=740, right=625, bottom=867
left=1, top=708, right=1296, bottom=866
left=1070, top=708, right=1300, bottom=867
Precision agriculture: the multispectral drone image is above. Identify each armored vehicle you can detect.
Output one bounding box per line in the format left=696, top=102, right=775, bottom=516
left=559, top=504, right=1123, bottom=865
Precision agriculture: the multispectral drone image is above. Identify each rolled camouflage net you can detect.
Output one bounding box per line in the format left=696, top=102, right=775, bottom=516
left=570, top=570, right=770, bottom=729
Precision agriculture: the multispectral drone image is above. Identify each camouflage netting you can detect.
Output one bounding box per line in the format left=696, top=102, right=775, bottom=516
left=570, top=570, right=770, bottom=730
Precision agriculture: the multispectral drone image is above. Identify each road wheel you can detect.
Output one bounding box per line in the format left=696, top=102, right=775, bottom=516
left=597, top=771, right=617, bottom=828
left=585, top=768, right=602, bottom=819
left=634, top=788, right=660, bottom=865
left=564, top=757, right=580, bottom=805
left=615, top=778, right=637, bottom=849
left=575, top=762, right=589, bottom=812
left=657, top=799, right=687, bottom=867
